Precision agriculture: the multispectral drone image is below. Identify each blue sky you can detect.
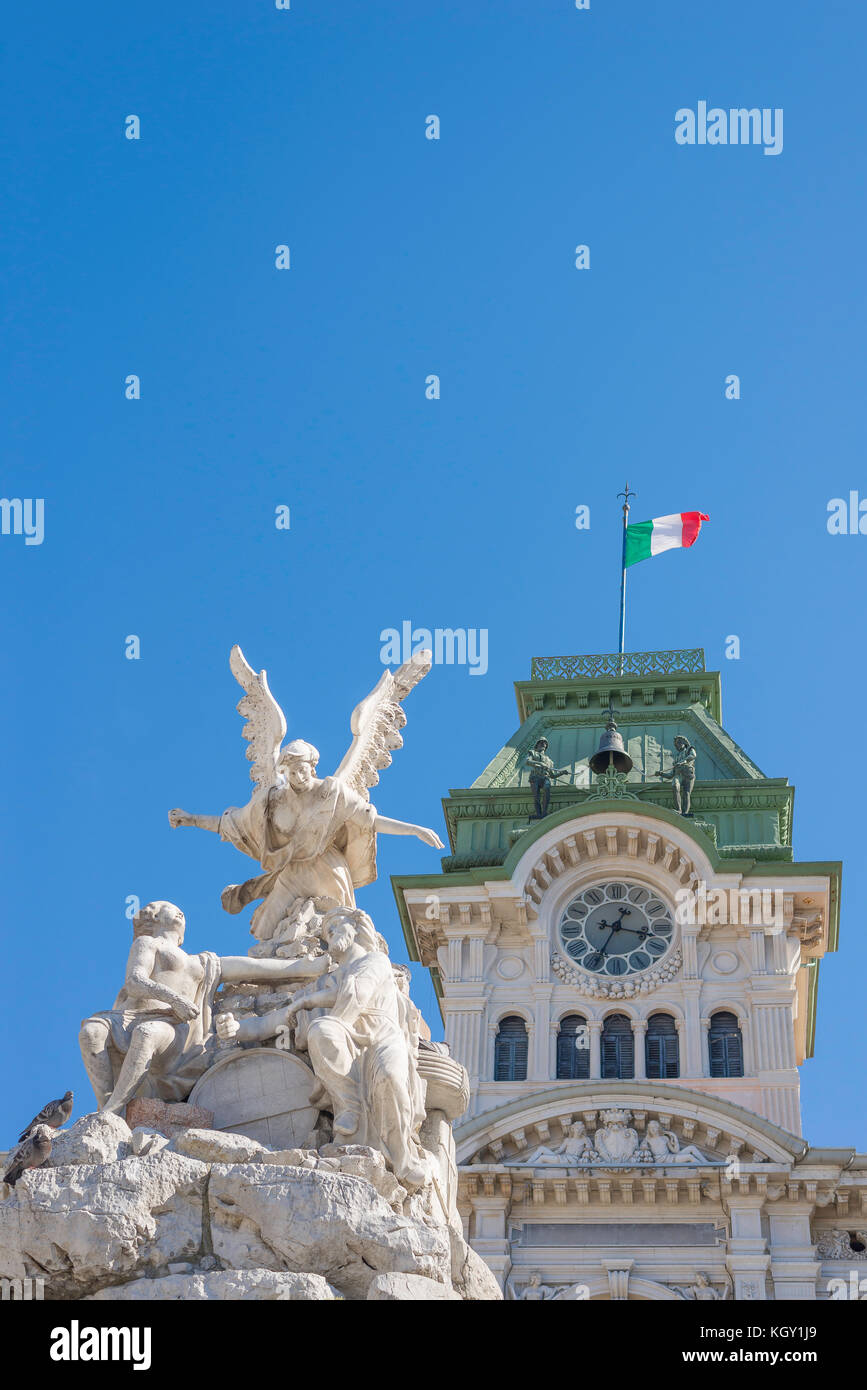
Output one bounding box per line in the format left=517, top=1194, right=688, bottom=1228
left=2, top=1, right=866, bottom=1148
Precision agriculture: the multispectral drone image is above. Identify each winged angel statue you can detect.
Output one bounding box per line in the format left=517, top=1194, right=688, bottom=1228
left=169, top=646, right=443, bottom=951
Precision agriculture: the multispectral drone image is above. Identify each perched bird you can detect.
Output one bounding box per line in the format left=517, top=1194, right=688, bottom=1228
left=18, top=1089, right=73, bottom=1142
left=3, top=1125, right=52, bottom=1186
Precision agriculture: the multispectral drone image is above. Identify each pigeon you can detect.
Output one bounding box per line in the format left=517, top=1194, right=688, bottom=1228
left=18, top=1089, right=73, bottom=1142
left=3, top=1125, right=52, bottom=1186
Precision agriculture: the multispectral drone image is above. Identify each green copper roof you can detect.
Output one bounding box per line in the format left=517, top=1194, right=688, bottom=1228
left=436, top=648, right=789, bottom=867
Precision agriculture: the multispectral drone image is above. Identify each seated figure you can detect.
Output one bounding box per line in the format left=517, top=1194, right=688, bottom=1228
left=79, top=901, right=328, bottom=1113
left=640, top=1118, right=708, bottom=1165
left=517, top=1120, right=596, bottom=1166
left=217, top=906, right=430, bottom=1188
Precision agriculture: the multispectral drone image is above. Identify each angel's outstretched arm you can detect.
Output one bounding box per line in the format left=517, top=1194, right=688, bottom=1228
left=373, top=813, right=444, bottom=850
left=168, top=809, right=221, bottom=833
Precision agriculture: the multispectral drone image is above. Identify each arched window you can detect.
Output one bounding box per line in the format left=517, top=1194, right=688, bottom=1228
left=601, top=1013, right=634, bottom=1080
left=646, top=1013, right=679, bottom=1079
left=708, top=1011, right=744, bottom=1078
left=494, top=1016, right=528, bottom=1081
left=556, top=1014, right=590, bottom=1080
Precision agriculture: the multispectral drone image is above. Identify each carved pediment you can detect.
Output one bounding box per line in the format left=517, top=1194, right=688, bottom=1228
left=455, top=1082, right=803, bottom=1169
left=472, top=1105, right=735, bottom=1170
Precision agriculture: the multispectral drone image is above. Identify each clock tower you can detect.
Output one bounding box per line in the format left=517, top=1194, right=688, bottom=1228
left=393, top=648, right=864, bottom=1301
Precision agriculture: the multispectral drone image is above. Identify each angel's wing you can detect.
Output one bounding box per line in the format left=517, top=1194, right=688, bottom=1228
left=229, top=645, right=288, bottom=791
left=333, top=649, right=432, bottom=798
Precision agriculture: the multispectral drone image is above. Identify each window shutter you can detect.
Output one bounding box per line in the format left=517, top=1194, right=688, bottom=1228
left=557, top=1014, right=590, bottom=1080
left=724, top=1031, right=744, bottom=1077
left=708, top=1034, right=727, bottom=1077
left=708, top=1012, right=744, bottom=1078
left=646, top=1013, right=680, bottom=1080
left=601, top=1014, right=634, bottom=1080
left=495, top=1016, right=528, bottom=1081
left=619, top=1030, right=635, bottom=1080
left=601, top=1036, right=620, bottom=1079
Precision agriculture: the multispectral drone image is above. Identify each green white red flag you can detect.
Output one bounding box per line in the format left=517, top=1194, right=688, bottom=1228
left=624, top=512, right=709, bottom=568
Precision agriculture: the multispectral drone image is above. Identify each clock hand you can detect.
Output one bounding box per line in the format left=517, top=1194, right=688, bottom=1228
left=616, top=924, right=650, bottom=941
left=586, top=907, right=637, bottom=969
left=596, top=926, right=618, bottom=954
left=595, top=907, right=631, bottom=931
left=586, top=920, right=623, bottom=968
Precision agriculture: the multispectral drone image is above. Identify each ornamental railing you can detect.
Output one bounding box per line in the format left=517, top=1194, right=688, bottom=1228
left=530, top=649, right=706, bottom=680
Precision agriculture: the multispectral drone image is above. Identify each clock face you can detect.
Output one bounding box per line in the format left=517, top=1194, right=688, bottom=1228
left=558, top=881, right=675, bottom=978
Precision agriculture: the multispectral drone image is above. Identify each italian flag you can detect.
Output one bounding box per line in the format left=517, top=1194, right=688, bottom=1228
left=624, top=512, right=709, bottom=568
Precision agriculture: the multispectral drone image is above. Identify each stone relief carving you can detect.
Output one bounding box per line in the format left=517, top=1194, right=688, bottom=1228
left=512, top=1273, right=556, bottom=1300
left=593, top=1109, right=641, bottom=1165
left=500, top=1110, right=717, bottom=1170
left=519, top=1121, right=596, bottom=1166
left=640, top=1119, right=708, bottom=1165
left=509, top=1274, right=589, bottom=1300
left=672, top=1271, right=729, bottom=1300
left=815, top=1230, right=867, bottom=1261
left=168, top=646, right=443, bottom=952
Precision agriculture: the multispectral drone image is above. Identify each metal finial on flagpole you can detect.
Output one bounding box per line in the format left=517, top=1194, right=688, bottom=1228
left=617, top=483, right=635, bottom=670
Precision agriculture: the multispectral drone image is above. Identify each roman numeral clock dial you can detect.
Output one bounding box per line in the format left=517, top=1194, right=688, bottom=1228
left=558, top=881, right=674, bottom=978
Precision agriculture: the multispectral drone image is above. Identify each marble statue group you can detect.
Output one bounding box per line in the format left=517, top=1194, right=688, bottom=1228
left=78, top=645, right=445, bottom=1188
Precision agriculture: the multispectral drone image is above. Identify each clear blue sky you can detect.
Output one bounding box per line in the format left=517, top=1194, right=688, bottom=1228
left=2, top=1, right=865, bottom=1149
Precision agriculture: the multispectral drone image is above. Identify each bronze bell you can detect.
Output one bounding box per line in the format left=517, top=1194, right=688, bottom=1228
left=589, top=707, right=634, bottom=776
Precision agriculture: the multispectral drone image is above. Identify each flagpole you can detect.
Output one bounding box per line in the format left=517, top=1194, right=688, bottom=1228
left=617, top=483, right=634, bottom=670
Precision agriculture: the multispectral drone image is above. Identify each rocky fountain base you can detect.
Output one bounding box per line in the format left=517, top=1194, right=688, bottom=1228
left=0, top=1110, right=500, bottom=1301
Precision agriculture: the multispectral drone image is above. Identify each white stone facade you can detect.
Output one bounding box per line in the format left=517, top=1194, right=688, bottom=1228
left=397, top=805, right=865, bottom=1300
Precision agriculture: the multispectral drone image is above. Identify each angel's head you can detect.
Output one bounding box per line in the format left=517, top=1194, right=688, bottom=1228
left=133, top=901, right=186, bottom=943
left=278, top=739, right=320, bottom=792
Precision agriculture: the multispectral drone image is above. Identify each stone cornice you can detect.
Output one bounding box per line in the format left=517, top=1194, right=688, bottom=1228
left=457, top=1163, right=867, bottom=1209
